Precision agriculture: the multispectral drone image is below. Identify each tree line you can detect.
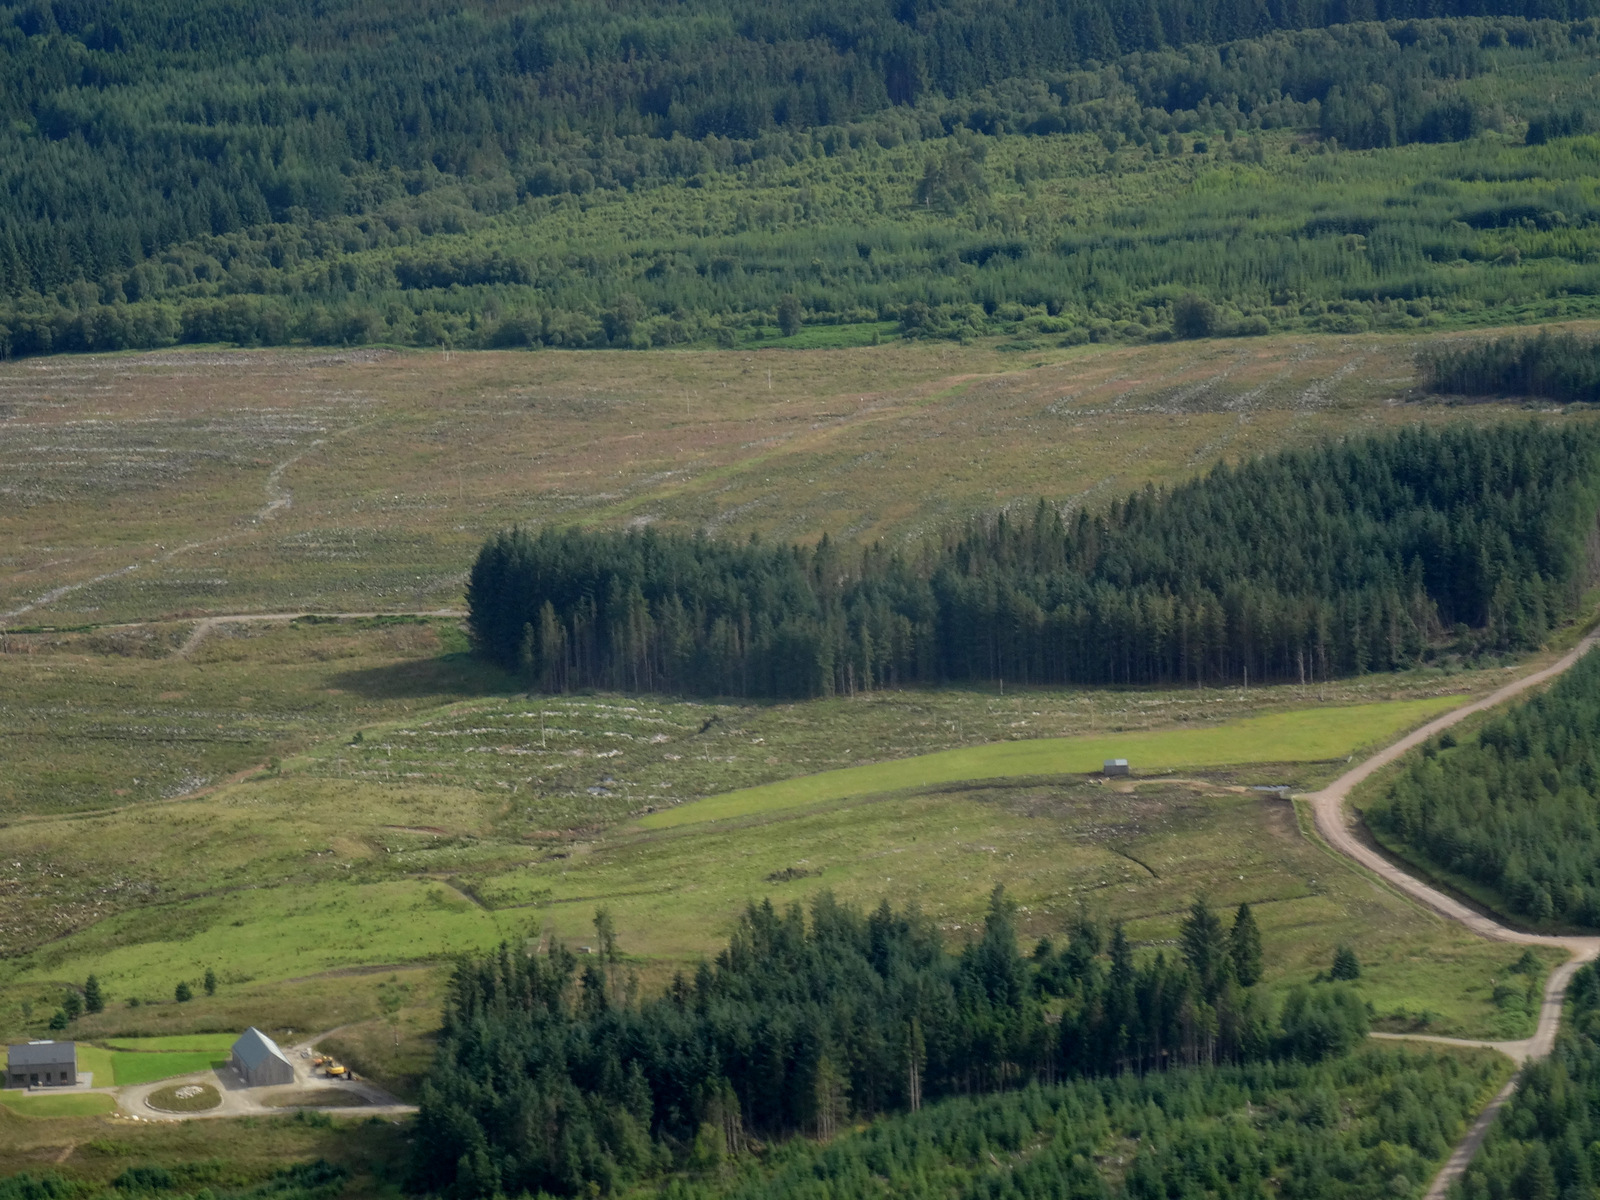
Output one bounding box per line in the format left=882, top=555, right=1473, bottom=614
left=679, top=1049, right=1498, bottom=1200
left=1422, top=328, right=1600, bottom=404
left=409, top=891, right=1370, bottom=1198
left=468, top=423, right=1600, bottom=698
left=3, top=12, right=1600, bottom=357
left=1368, top=643, right=1600, bottom=926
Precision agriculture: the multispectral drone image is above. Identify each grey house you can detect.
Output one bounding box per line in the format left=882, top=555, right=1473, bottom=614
left=230, top=1027, right=294, bottom=1087
left=7, top=1041, right=77, bottom=1088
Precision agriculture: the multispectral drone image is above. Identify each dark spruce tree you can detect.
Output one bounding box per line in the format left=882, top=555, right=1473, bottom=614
left=1230, top=903, right=1264, bottom=988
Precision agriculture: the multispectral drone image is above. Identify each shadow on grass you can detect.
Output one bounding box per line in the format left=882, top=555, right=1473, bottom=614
left=327, top=652, right=522, bottom=700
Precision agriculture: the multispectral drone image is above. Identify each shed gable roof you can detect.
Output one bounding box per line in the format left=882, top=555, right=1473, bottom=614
left=231, top=1027, right=291, bottom=1071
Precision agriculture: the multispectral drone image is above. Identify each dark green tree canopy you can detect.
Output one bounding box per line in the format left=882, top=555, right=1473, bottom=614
left=469, top=423, right=1600, bottom=697
left=411, top=892, right=1365, bottom=1197
left=1229, top=903, right=1263, bottom=988
left=1370, top=643, right=1600, bottom=927
left=2, top=4, right=1599, bottom=358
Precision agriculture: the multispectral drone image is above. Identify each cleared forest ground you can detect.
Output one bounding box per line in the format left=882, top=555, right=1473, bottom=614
left=0, top=331, right=1572, bottom=627
left=0, top=332, right=1591, bottom=1131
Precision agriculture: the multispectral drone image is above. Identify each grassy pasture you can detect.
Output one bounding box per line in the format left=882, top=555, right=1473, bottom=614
left=6, top=690, right=1553, bottom=1044
left=0, top=629, right=1559, bottom=1054
left=0, top=624, right=1506, bottom=966
left=109, top=1051, right=229, bottom=1086
left=640, top=695, right=1462, bottom=829
left=77, top=1043, right=114, bottom=1087
left=0, top=1092, right=117, bottom=1118
left=24, top=878, right=521, bottom=997
left=491, top=774, right=1561, bottom=1040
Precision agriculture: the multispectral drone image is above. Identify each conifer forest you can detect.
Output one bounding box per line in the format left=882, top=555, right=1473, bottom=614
left=9, top=0, right=1600, bottom=354
left=468, top=423, right=1600, bottom=697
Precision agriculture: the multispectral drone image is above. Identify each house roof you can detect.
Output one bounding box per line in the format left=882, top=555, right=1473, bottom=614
left=7, top=1041, right=75, bottom=1067
left=231, top=1027, right=292, bottom=1071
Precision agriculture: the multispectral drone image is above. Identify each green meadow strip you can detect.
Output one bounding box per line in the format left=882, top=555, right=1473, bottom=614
left=640, top=695, right=1460, bottom=829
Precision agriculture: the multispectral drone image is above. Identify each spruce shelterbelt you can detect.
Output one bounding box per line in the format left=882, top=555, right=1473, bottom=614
left=468, top=423, right=1600, bottom=698
left=411, top=893, right=1375, bottom=1198
left=1423, top=330, right=1600, bottom=404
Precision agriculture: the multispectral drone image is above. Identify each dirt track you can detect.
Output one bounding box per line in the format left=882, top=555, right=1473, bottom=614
left=1306, top=631, right=1600, bottom=1199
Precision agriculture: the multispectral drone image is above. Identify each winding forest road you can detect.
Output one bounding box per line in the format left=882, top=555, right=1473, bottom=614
left=1307, top=630, right=1600, bottom=1199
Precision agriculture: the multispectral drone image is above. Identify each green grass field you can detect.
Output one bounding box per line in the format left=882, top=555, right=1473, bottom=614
left=641, top=695, right=1462, bottom=829
left=110, top=1051, right=229, bottom=1086
left=0, top=1092, right=117, bottom=1118
left=0, top=635, right=1561, bottom=1055
left=76, top=1044, right=113, bottom=1088
left=23, top=879, right=520, bottom=995
left=0, top=668, right=1507, bottom=1004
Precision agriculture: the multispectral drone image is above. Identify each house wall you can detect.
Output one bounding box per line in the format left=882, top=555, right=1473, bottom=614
left=7, top=1058, right=75, bottom=1086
